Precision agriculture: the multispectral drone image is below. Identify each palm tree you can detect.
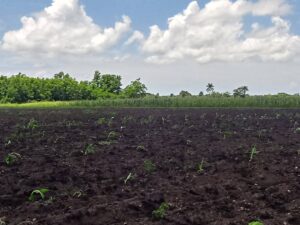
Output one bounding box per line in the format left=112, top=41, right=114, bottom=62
left=206, top=83, right=214, bottom=94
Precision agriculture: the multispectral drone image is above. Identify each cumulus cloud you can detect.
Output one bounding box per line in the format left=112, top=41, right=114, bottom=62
left=1, top=0, right=131, bottom=56
left=139, top=0, right=300, bottom=64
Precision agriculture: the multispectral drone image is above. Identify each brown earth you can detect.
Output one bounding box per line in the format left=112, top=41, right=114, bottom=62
left=0, top=108, right=299, bottom=225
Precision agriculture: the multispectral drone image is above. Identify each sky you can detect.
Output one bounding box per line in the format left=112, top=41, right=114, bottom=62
left=0, top=0, right=300, bottom=95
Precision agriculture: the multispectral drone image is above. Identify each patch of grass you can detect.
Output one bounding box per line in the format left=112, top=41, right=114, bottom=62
left=1, top=95, right=300, bottom=109
left=249, top=221, right=264, bottom=225
left=152, top=202, right=169, bottom=220
left=28, top=188, right=49, bottom=202
left=144, top=160, right=156, bottom=173
left=4, top=152, right=21, bottom=166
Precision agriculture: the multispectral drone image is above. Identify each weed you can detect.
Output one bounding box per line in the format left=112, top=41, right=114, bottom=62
left=249, top=146, right=258, bottom=162
left=4, top=152, right=21, bottom=166
left=99, top=140, right=114, bottom=146
left=197, top=159, right=205, bottom=173
left=29, top=188, right=49, bottom=202
left=73, top=190, right=83, bottom=198
left=249, top=221, right=264, bottom=225
left=107, top=131, right=119, bottom=140
left=144, top=160, right=156, bottom=173
left=222, top=131, right=232, bottom=139
left=152, top=202, right=169, bottom=220
left=97, top=117, right=106, bottom=125
left=136, top=145, right=146, bottom=151
left=295, top=127, right=300, bottom=134
left=124, top=172, right=135, bottom=184
left=25, top=118, right=39, bottom=130
left=0, top=217, right=6, bottom=225
left=83, top=144, right=95, bottom=155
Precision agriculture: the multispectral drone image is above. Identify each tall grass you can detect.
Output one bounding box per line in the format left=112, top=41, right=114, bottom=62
left=0, top=96, right=300, bottom=108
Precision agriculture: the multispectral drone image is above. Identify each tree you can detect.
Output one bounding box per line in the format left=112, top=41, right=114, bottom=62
left=206, top=83, right=214, bottom=94
left=179, top=90, right=192, bottom=97
left=92, top=71, right=122, bottom=94
left=123, top=78, right=147, bottom=98
left=199, top=91, right=204, bottom=96
left=233, top=86, right=249, bottom=98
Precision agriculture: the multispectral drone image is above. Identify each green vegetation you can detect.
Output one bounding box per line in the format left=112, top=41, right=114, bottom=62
left=28, top=188, right=49, bottom=202
left=152, top=202, right=169, bottom=220
left=248, top=221, right=264, bottom=225
left=144, top=160, right=156, bottom=173
left=0, top=72, right=147, bottom=103
left=249, top=146, right=258, bottom=162
left=83, top=144, right=95, bottom=155
left=197, top=159, right=205, bottom=173
left=1, top=95, right=300, bottom=108
left=124, top=172, right=135, bottom=185
left=4, top=152, right=21, bottom=166
left=25, top=118, right=39, bottom=130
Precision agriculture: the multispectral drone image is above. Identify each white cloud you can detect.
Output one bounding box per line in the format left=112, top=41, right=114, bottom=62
left=1, top=0, right=131, bottom=56
left=139, top=0, right=300, bottom=64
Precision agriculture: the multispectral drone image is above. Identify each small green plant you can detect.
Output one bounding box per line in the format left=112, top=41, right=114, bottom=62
left=222, top=131, right=232, bottom=139
left=136, top=145, right=146, bottom=151
left=107, top=131, right=119, bottom=140
left=249, top=221, right=264, bottom=225
left=144, top=160, right=156, bottom=173
left=83, top=144, right=95, bottom=155
left=249, top=146, right=258, bottom=162
left=152, top=202, right=169, bottom=220
left=0, top=217, right=6, bottom=225
left=295, top=127, right=300, bottom=134
left=29, top=188, right=49, bottom=202
left=97, top=117, right=106, bottom=125
left=25, top=118, right=39, bottom=130
left=124, top=172, right=135, bottom=184
left=4, top=152, right=21, bottom=166
left=197, top=159, right=205, bottom=173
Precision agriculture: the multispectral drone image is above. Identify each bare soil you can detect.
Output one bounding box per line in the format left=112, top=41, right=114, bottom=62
left=0, top=108, right=299, bottom=225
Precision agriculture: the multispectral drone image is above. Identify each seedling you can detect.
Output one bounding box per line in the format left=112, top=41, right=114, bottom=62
left=97, top=117, right=106, bottom=125
left=249, top=146, right=258, bottom=162
left=124, top=172, right=135, bottom=184
left=25, top=118, right=39, bottom=130
left=197, top=159, right=205, bottom=173
left=73, top=190, right=83, bottom=198
left=152, top=202, right=169, bottom=220
left=29, top=188, right=49, bottom=202
left=144, top=160, right=156, bottom=173
left=295, top=127, right=300, bottom=134
left=83, top=144, right=95, bottom=155
left=107, top=131, right=119, bottom=140
left=249, top=221, right=264, bottom=225
left=136, top=145, right=146, bottom=151
left=0, top=217, right=6, bottom=225
left=4, top=152, right=21, bottom=166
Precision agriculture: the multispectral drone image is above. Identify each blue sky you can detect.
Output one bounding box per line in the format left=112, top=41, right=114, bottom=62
left=1, top=0, right=300, bottom=36
left=0, top=0, right=300, bottom=95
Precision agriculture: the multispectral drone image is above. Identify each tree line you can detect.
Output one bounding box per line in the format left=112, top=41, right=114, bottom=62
left=0, top=71, right=147, bottom=103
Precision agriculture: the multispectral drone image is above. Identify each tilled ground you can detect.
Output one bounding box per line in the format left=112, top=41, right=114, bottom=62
left=0, top=108, right=299, bottom=225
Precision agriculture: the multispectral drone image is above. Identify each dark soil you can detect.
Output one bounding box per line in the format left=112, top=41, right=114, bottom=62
left=0, top=108, right=299, bottom=225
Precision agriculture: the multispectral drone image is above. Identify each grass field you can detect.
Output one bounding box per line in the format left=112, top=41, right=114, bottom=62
left=0, top=95, right=300, bottom=108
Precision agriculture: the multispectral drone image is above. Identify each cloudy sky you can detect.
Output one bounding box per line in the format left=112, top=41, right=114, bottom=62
left=0, top=0, right=300, bottom=95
